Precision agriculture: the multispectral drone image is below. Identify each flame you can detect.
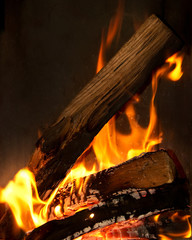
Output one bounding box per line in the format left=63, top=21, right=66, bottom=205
left=166, top=52, right=184, bottom=81
left=91, top=53, right=184, bottom=169
left=154, top=212, right=191, bottom=239
left=0, top=3, right=185, bottom=233
left=0, top=168, right=57, bottom=231
left=96, top=0, right=124, bottom=73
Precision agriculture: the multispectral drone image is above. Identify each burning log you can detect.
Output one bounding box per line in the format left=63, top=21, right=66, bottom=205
left=29, top=14, right=183, bottom=197
left=25, top=179, right=189, bottom=240
left=52, top=150, right=176, bottom=216
left=0, top=149, right=185, bottom=240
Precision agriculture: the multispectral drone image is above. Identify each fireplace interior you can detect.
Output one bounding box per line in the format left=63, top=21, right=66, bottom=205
left=0, top=0, right=191, bottom=240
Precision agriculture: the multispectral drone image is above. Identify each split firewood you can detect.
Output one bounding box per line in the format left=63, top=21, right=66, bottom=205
left=25, top=179, right=189, bottom=240
left=28, top=14, right=183, bottom=198
left=51, top=150, right=176, bottom=217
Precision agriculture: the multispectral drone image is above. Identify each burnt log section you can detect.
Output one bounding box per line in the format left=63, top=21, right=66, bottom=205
left=25, top=179, right=189, bottom=240
left=66, top=210, right=190, bottom=240
left=52, top=150, right=176, bottom=216
left=28, top=14, right=183, bottom=197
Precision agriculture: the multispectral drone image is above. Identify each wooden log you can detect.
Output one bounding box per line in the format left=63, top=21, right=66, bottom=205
left=25, top=179, right=189, bottom=240
left=28, top=14, right=183, bottom=197
left=51, top=150, right=176, bottom=218
left=0, top=150, right=179, bottom=239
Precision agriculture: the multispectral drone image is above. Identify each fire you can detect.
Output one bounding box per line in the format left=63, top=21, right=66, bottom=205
left=54, top=4, right=184, bottom=219
left=0, top=1, right=185, bottom=235
left=96, top=0, right=124, bottom=73
left=154, top=211, right=191, bottom=239
left=0, top=169, right=46, bottom=231
left=166, top=52, right=184, bottom=81
left=0, top=168, right=57, bottom=231
left=54, top=0, right=125, bottom=213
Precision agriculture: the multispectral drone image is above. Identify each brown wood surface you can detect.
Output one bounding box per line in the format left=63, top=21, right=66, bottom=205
left=28, top=14, right=183, bottom=197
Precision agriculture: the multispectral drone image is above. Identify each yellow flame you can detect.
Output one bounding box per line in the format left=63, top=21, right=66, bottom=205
left=0, top=169, right=45, bottom=230
left=166, top=52, right=184, bottom=81
left=154, top=214, right=160, bottom=222
left=0, top=168, right=58, bottom=231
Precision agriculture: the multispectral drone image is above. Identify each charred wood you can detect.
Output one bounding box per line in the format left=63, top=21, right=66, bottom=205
left=26, top=179, right=189, bottom=240
left=28, top=15, right=183, bottom=198
left=71, top=210, right=190, bottom=240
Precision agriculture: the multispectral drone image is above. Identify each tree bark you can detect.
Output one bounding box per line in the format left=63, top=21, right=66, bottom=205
left=28, top=15, right=183, bottom=197
left=25, top=179, right=189, bottom=240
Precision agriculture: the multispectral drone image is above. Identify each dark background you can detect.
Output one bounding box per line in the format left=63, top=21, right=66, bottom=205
left=0, top=0, right=191, bottom=187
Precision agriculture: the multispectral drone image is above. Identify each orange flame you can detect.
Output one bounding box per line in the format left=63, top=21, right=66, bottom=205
left=154, top=212, right=191, bottom=239
left=96, top=0, right=124, bottom=73
left=0, top=4, right=185, bottom=233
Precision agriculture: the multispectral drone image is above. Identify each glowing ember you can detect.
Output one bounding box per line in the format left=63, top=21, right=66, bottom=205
left=89, top=213, right=95, bottom=219
left=75, top=218, right=151, bottom=240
